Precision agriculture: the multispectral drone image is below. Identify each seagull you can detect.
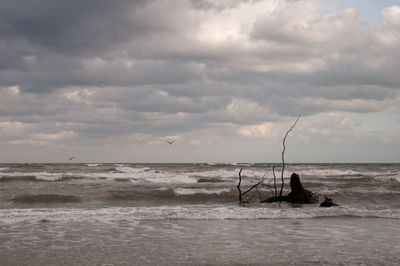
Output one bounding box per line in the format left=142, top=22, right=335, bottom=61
left=166, top=140, right=174, bottom=145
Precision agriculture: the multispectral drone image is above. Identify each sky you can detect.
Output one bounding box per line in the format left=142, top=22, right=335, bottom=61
left=0, top=0, right=400, bottom=163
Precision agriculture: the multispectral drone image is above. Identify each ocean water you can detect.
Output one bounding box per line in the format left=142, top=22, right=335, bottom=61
left=1, top=163, right=400, bottom=265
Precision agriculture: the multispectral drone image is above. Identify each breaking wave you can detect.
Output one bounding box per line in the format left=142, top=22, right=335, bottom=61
left=106, top=188, right=237, bottom=203
left=115, top=166, right=151, bottom=173
left=296, top=168, right=400, bottom=179
left=0, top=172, right=82, bottom=182
left=173, top=188, right=231, bottom=195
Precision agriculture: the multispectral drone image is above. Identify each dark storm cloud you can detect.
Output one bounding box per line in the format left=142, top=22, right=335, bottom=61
left=0, top=0, right=150, bottom=55
left=0, top=0, right=192, bottom=92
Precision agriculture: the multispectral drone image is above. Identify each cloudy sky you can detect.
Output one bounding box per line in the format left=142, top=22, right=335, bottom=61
left=1, top=0, right=400, bottom=163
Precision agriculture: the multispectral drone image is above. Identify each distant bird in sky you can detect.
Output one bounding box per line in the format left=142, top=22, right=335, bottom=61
left=68, top=156, right=74, bottom=161
left=166, top=140, right=174, bottom=145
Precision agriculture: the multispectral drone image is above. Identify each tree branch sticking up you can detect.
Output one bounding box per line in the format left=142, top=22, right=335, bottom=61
left=237, top=116, right=301, bottom=204
left=278, top=115, right=301, bottom=199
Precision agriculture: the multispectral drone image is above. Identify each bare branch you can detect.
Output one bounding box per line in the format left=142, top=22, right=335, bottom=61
left=279, top=115, right=301, bottom=199
left=261, top=178, right=274, bottom=189
left=272, top=165, right=277, bottom=198
left=237, top=168, right=266, bottom=203
left=237, top=168, right=243, bottom=203
left=242, top=180, right=263, bottom=197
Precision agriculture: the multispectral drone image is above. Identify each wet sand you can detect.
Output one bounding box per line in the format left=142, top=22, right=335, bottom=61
left=1, top=217, right=399, bottom=265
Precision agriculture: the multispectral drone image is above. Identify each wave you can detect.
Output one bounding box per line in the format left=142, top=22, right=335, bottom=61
left=0, top=172, right=83, bottom=182
left=296, top=168, right=400, bottom=179
left=0, top=175, right=37, bottom=182
left=106, top=188, right=238, bottom=203
left=196, top=177, right=224, bottom=183
left=1, top=165, right=398, bottom=185
left=174, top=188, right=231, bottom=195
left=112, top=166, right=200, bottom=184
left=0, top=167, right=248, bottom=184
left=377, top=173, right=400, bottom=183
left=1, top=205, right=399, bottom=224
left=87, top=163, right=102, bottom=167
left=115, top=166, right=151, bottom=173
left=206, top=162, right=253, bottom=166
left=12, top=194, right=81, bottom=204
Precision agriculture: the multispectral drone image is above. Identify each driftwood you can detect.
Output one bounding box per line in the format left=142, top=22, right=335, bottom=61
left=237, top=116, right=301, bottom=204
left=237, top=168, right=265, bottom=204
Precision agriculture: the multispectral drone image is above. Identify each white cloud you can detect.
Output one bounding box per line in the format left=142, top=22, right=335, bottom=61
left=8, top=130, right=78, bottom=146
left=34, top=130, right=78, bottom=141
left=296, top=96, right=400, bottom=113
left=160, top=135, right=181, bottom=141
left=382, top=5, right=400, bottom=25
left=0, top=121, right=23, bottom=132
left=225, top=98, right=271, bottom=121
left=63, top=88, right=95, bottom=104
left=8, top=139, right=50, bottom=146
left=1, top=86, right=20, bottom=96
left=238, top=122, right=277, bottom=138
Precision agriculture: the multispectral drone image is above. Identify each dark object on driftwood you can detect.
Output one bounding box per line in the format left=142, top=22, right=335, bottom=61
left=261, top=173, right=319, bottom=204
left=319, top=196, right=338, bottom=207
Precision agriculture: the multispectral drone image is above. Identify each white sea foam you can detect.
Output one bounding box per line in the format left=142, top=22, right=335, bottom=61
left=115, top=166, right=151, bottom=173
left=174, top=188, right=231, bottom=195
left=296, top=169, right=400, bottom=180
left=376, top=173, right=400, bottom=182
left=314, top=188, right=340, bottom=196
left=1, top=166, right=398, bottom=185
left=0, top=171, right=65, bottom=181
left=298, top=169, right=362, bottom=177
left=34, top=172, right=65, bottom=181
left=206, top=162, right=230, bottom=166
left=0, top=168, right=197, bottom=184
left=391, top=174, right=400, bottom=182
left=1, top=205, right=399, bottom=224
left=115, top=166, right=245, bottom=184
left=87, top=163, right=102, bottom=167
left=191, top=168, right=269, bottom=181
left=0, top=167, right=9, bottom=171
left=0, top=165, right=285, bottom=184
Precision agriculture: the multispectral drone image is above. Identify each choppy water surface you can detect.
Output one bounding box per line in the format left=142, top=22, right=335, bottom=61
left=1, top=163, right=400, bottom=265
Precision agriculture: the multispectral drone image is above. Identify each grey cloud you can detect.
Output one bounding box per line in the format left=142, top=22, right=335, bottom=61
left=0, top=0, right=151, bottom=55
left=0, top=0, right=195, bottom=92
left=190, top=0, right=255, bottom=11
left=1, top=0, right=400, bottom=151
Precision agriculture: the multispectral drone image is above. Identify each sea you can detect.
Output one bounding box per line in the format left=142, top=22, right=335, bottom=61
left=1, top=163, right=399, bottom=265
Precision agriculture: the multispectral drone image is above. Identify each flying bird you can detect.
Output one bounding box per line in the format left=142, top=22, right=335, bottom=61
left=68, top=156, right=74, bottom=161
left=166, top=140, right=174, bottom=145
